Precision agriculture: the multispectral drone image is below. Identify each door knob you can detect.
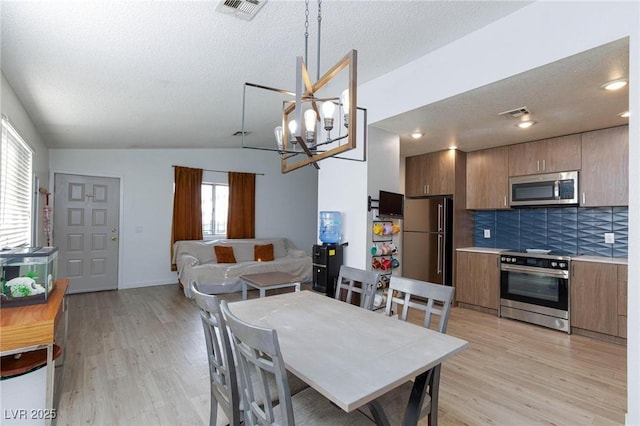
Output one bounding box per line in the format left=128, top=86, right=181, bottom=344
left=111, top=236, right=118, bottom=241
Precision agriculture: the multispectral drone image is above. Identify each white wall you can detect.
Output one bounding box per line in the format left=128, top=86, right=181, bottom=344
left=366, top=127, right=401, bottom=273
left=317, top=127, right=399, bottom=269
left=1, top=72, right=50, bottom=246
left=323, top=2, right=639, bottom=423
left=49, top=148, right=318, bottom=289
left=316, top=151, right=368, bottom=267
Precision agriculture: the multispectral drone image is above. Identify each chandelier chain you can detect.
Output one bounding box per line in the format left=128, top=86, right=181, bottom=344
left=304, top=0, right=310, bottom=67
left=316, top=0, right=322, bottom=80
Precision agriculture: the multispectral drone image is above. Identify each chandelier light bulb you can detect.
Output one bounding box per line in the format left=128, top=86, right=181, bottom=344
left=321, top=101, right=335, bottom=139
left=274, top=126, right=284, bottom=152
left=304, top=109, right=317, bottom=144
left=304, top=109, right=317, bottom=131
left=288, top=119, right=298, bottom=143
left=321, top=101, right=335, bottom=119
left=341, top=89, right=350, bottom=128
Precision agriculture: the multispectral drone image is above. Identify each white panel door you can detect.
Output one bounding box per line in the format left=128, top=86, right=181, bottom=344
left=53, top=173, right=120, bottom=293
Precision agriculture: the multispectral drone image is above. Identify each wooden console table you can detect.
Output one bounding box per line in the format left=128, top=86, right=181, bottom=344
left=1, top=278, right=69, bottom=425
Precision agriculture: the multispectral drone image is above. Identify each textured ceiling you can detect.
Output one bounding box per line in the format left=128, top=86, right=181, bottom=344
left=1, top=1, right=531, bottom=150
left=375, top=37, right=630, bottom=157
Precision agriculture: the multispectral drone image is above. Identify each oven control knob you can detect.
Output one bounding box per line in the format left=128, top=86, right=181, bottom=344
left=501, top=257, right=506, bottom=262
left=559, top=262, right=566, bottom=268
left=551, top=261, right=558, bottom=267
left=510, top=258, right=516, bottom=263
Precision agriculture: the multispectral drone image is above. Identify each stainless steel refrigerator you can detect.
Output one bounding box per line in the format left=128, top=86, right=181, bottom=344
left=403, top=197, right=453, bottom=285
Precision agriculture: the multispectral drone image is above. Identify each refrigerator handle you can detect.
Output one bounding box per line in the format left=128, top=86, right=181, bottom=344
left=437, top=203, right=443, bottom=232
left=437, top=234, right=443, bottom=274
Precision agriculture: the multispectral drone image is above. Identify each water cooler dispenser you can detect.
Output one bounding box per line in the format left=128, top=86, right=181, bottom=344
left=313, top=211, right=344, bottom=296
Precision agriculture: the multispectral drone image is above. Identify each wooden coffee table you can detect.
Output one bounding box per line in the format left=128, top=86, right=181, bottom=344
left=240, top=271, right=302, bottom=300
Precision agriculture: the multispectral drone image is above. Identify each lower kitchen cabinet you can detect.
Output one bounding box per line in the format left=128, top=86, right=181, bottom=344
left=617, top=265, right=627, bottom=338
left=571, top=261, right=627, bottom=340
left=455, top=251, right=499, bottom=313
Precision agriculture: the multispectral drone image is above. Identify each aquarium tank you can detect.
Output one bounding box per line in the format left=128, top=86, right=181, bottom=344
left=1, top=247, right=58, bottom=308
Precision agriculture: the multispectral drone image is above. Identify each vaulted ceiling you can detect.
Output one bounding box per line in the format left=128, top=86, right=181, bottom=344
left=1, top=1, right=629, bottom=157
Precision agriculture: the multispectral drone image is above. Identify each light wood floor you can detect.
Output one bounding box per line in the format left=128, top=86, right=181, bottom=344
left=56, top=284, right=627, bottom=425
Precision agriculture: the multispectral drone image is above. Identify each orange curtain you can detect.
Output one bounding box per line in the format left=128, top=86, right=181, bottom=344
left=227, top=172, right=255, bottom=239
left=170, top=166, right=203, bottom=270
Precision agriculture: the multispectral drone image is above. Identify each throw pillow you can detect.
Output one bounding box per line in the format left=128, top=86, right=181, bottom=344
left=214, top=246, right=236, bottom=263
left=254, top=243, right=275, bottom=262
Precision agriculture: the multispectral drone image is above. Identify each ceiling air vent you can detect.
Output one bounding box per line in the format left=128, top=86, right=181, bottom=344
left=216, top=0, right=267, bottom=21
left=498, top=107, right=530, bottom=119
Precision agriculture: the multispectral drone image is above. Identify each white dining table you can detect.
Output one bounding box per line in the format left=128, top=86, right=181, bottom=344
left=227, top=290, right=468, bottom=425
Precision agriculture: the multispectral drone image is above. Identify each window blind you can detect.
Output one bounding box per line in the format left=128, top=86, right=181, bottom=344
left=0, top=116, right=34, bottom=248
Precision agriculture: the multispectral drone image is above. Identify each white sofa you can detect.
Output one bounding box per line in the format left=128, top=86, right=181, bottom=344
left=173, top=238, right=312, bottom=298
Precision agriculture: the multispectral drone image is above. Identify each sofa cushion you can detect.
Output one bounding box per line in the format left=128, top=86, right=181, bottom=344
left=214, top=246, right=236, bottom=263
left=254, top=244, right=275, bottom=262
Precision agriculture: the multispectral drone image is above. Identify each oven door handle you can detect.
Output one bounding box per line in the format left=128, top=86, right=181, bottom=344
left=501, top=264, right=569, bottom=278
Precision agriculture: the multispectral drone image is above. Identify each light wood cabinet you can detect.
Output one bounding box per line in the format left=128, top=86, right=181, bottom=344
left=466, top=146, right=509, bottom=209
left=405, top=150, right=455, bottom=196
left=617, top=264, right=627, bottom=338
left=508, top=134, right=581, bottom=176
left=455, top=251, right=499, bottom=312
left=405, top=155, right=424, bottom=197
left=580, top=126, right=628, bottom=206
left=571, top=261, right=619, bottom=337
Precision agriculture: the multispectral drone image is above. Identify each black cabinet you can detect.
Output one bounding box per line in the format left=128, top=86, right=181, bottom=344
left=312, top=244, right=344, bottom=296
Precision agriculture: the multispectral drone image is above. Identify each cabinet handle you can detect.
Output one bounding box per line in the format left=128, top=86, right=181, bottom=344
left=542, top=159, right=546, bottom=171
left=537, top=160, right=540, bottom=171
left=504, top=195, right=507, bottom=206
left=423, top=184, right=427, bottom=194
left=427, top=184, right=430, bottom=194
left=582, top=192, right=586, bottom=205
left=437, top=234, right=443, bottom=274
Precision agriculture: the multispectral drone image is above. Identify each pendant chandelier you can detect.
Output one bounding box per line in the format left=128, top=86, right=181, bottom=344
left=241, top=0, right=366, bottom=173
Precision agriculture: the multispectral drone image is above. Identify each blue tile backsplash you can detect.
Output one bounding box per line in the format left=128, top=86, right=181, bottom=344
left=473, top=207, right=628, bottom=257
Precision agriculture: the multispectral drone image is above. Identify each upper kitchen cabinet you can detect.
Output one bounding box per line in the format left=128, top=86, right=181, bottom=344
left=405, top=155, right=424, bottom=197
left=508, top=134, right=582, bottom=176
left=466, top=146, right=509, bottom=209
left=405, top=150, right=457, bottom=197
left=580, top=126, right=628, bottom=206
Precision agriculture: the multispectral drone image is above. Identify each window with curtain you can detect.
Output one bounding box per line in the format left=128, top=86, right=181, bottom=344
left=201, top=183, right=229, bottom=237
left=227, top=172, right=255, bottom=239
left=0, top=116, right=34, bottom=248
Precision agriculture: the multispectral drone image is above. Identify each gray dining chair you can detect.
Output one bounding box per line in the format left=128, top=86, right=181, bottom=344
left=334, top=265, right=381, bottom=310
left=220, top=300, right=375, bottom=426
left=365, top=276, right=455, bottom=426
left=192, top=284, right=309, bottom=426
left=191, top=283, right=241, bottom=426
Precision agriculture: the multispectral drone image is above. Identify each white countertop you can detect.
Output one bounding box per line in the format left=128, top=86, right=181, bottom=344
left=456, top=248, right=627, bottom=265
left=456, top=247, right=508, bottom=254
left=571, top=255, right=627, bottom=265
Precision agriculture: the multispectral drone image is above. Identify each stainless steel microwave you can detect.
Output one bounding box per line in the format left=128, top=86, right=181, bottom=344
left=509, top=171, right=579, bottom=207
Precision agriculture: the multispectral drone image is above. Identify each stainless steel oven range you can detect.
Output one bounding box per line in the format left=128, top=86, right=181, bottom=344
left=500, top=251, right=573, bottom=333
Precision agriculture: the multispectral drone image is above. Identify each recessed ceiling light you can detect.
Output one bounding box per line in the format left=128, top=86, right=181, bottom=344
left=600, top=79, right=628, bottom=91
left=619, top=111, right=630, bottom=118
left=448, top=146, right=457, bottom=150
left=516, top=120, right=536, bottom=129
left=411, top=132, right=423, bottom=139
